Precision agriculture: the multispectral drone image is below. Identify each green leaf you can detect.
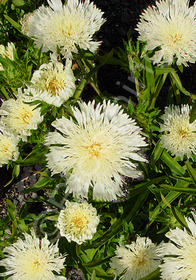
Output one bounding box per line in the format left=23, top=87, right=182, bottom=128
left=12, top=0, right=25, bottom=6
left=21, top=174, right=54, bottom=193
left=171, top=206, right=188, bottom=230
left=161, top=183, right=196, bottom=194
left=160, top=192, right=171, bottom=208
left=12, top=164, right=20, bottom=178
left=4, top=14, right=21, bottom=32
left=144, top=57, right=155, bottom=94
left=148, top=190, right=180, bottom=227
left=161, top=150, right=185, bottom=176
left=7, top=199, right=17, bottom=221
left=186, top=160, right=196, bottom=185
left=151, top=139, right=164, bottom=164
left=85, top=255, right=115, bottom=268
left=190, top=102, right=196, bottom=123
left=170, top=70, right=190, bottom=96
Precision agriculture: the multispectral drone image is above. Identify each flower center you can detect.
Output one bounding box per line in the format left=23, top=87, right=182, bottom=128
left=71, top=215, right=88, bottom=230
left=32, top=260, right=41, bottom=271
left=21, top=111, right=33, bottom=124
left=170, top=33, right=182, bottom=44
left=178, top=127, right=189, bottom=138
left=87, top=143, right=102, bottom=158
left=2, top=144, right=9, bottom=154
left=47, top=78, right=63, bottom=96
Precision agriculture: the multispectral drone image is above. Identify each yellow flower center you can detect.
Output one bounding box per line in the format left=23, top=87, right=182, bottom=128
left=87, top=143, right=102, bottom=158
left=178, top=127, right=189, bottom=138
left=32, top=260, right=41, bottom=271
left=2, top=144, right=9, bottom=154
left=47, top=78, right=64, bottom=96
left=21, top=111, right=33, bottom=124
left=71, top=215, right=89, bottom=230
left=170, top=33, right=182, bottom=44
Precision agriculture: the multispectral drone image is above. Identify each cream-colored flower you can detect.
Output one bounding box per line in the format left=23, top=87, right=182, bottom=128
left=0, top=230, right=66, bottom=280
left=0, top=42, right=15, bottom=70
left=160, top=105, right=196, bottom=160
left=110, top=236, right=161, bottom=280
left=45, top=100, right=147, bottom=201
left=27, top=61, right=76, bottom=107
left=158, top=212, right=196, bottom=280
left=57, top=201, right=99, bottom=244
left=0, top=130, right=19, bottom=167
left=0, top=93, right=43, bottom=141
left=136, top=0, right=196, bottom=66
left=21, top=0, right=105, bottom=58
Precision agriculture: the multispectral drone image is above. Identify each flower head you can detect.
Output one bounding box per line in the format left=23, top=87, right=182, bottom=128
left=0, top=93, right=43, bottom=141
left=27, top=61, right=76, bottom=107
left=158, top=212, right=196, bottom=280
left=0, top=230, right=66, bottom=280
left=45, top=100, right=147, bottom=201
left=136, top=0, right=196, bottom=65
left=0, top=130, right=19, bottom=167
left=21, top=0, right=105, bottom=58
left=0, top=42, right=15, bottom=70
left=160, top=104, right=196, bottom=160
left=57, top=201, right=99, bottom=244
left=110, top=236, right=161, bottom=280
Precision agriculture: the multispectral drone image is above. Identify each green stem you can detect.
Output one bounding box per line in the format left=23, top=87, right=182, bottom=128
left=135, top=76, right=140, bottom=96
left=148, top=73, right=168, bottom=110
left=73, top=78, right=87, bottom=100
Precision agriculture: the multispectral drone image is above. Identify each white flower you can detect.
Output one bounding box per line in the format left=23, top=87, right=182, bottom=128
left=136, top=0, right=196, bottom=66
left=27, top=61, right=76, bottom=107
left=0, top=42, right=15, bottom=70
left=20, top=0, right=105, bottom=58
left=110, top=236, right=161, bottom=280
left=158, top=212, right=196, bottom=280
left=160, top=104, right=196, bottom=160
left=45, top=100, right=147, bottom=201
left=0, top=93, right=43, bottom=141
left=56, top=201, right=99, bottom=244
left=0, top=230, right=66, bottom=280
left=0, top=130, right=19, bottom=167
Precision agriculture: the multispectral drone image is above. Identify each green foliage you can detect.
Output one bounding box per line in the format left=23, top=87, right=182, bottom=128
left=0, top=1, right=196, bottom=279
